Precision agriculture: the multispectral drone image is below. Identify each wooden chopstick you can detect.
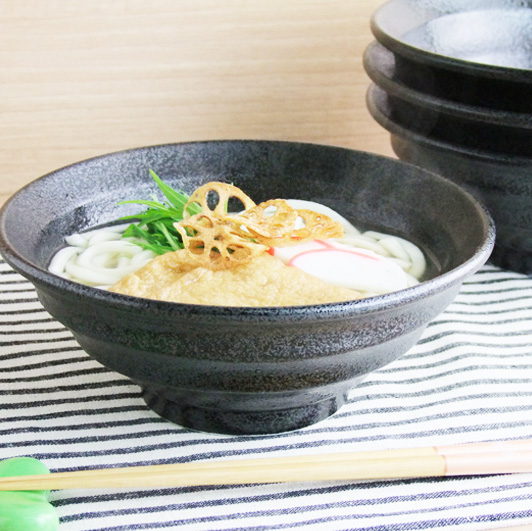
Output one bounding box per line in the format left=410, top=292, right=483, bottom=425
left=2, top=439, right=532, bottom=491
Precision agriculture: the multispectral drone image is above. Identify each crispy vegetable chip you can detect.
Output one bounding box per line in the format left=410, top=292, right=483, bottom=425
left=184, top=182, right=255, bottom=218
left=237, top=209, right=344, bottom=247
left=225, top=199, right=298, bottom=239
left=291, top=209, right=345, bottom=241
left=175, top=213, right=267, bottom=270
left=176, top=181, right=344, bottom=269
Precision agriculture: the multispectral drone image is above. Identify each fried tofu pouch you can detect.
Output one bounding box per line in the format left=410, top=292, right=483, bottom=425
left=111, top=182, right=360, bottom=306
left=109, top=250, right=359, bottom=306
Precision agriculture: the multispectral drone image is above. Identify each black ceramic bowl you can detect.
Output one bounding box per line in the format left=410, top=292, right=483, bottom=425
left=0, top=141, right=494, bottom=435
left=371, top=0, right=532, bottom=112
left=364, top=41, right=532, bottom=156
left=366, top=87, right=532, bottom=274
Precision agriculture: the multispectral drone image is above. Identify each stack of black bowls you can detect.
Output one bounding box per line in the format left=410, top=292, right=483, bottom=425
left=364, top=0, right=532, bottom=274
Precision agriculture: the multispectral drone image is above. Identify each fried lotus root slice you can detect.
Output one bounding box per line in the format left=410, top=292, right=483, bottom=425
left=225, top=199, right=299, bottom=238
left=183, top=182, right=256, bottom=219
left=252, top=208, right=344, bottom=247
left=175, top=213, right=267, bottom=269
left=292, top=209, right=344, bottom=241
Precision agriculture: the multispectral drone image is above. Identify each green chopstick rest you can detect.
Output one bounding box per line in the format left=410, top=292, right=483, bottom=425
left=0, top=457, right=59, bottom=531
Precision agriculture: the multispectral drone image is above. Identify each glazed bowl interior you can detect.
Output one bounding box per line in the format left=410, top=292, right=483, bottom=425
left=371, top=0, right=532, bottom=75
left=401, top=8, right=532, bottom=70
left=0, top=141, right=494, bottom=434
left=0, top=141, right=489, bottom=278
left=370, top=0, right=532, bottom=111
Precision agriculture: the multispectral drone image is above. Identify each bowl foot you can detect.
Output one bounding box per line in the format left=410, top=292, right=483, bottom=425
left=141, top=387, right=346, bottom=435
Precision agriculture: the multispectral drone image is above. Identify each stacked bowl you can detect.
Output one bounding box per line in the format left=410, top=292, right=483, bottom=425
left=363, top=0, right=532, bottom=274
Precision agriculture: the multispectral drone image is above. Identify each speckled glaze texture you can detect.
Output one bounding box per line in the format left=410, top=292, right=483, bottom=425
left=0, top=141, right=494, bottom=434
left=363, top=42, right=532, bottom=156
left=371, top=0, right=532, bottom=112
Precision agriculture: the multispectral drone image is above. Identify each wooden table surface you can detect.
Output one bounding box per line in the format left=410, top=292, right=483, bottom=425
left=0, top=0, right=393, bottom=207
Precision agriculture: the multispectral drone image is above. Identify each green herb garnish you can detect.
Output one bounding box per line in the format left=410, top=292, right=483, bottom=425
left=119, top=170, right=201, bottom=255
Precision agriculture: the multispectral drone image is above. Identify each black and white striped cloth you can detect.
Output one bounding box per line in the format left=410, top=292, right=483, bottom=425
left=2, top=258, right=532, bottom=531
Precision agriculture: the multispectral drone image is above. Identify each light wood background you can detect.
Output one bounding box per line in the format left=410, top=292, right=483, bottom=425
left=0, top=0, right=393, bottom=207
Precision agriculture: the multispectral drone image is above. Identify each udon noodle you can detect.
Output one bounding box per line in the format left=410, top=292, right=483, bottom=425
left=48, top=224, right=157, bottom=288
left=48, top=199, right=426, bottom=297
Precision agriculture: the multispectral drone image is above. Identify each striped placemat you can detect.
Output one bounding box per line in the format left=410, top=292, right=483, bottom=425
left=2, top=258, right=532, bottom=531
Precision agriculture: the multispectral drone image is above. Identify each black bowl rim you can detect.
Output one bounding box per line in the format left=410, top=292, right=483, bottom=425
left=0, top=140, right=495, bottom=323
left=367, top=84, right=532, bottom=166
left=371, top=0, right=532, bottom=81
left=363, top=41, right=532, bottom=130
